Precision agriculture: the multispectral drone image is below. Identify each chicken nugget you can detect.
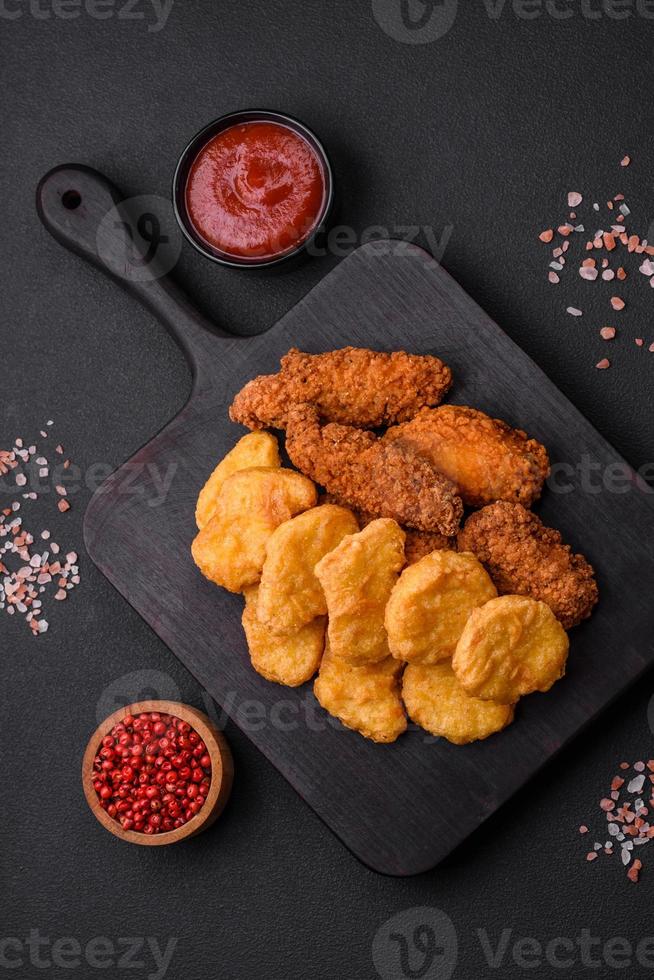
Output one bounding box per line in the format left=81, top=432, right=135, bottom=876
left=384, top=405, right=549, bottom=508
left=402, top=662, right=515, bottom=744
left=195, top=432, right=280, bottom=529
left=313, top=645, right=407, bottom=743
left=385, top=550, right=497, bottom=664
left=457, top=501, right=598, bottom=629
left=315, top=519, right=406, bottom=665
left=242, top=586, right=325, bottom=687
left=286, top=404, right=463, bottom=535
left=453, top=595, right=569, bottom=703
left=257, top=504, right=359, bottom=634
left=229, top=346, right=452, bottom=429
left=191, top=467, right=316, bottom=593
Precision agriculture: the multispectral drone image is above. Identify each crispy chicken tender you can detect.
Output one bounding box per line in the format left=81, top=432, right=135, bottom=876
left=257, top=504, right=359, bottom=635
left=402, top=662, right=515, bottom=744
left=242, top=586, right=325, bottom=687
left=229, top=346, right=452, bottom=430
left=457, top=502, right=598, bottom=629
left=191, top=467, right=317, bottom=593
left=313, top=645, right=407, bottom=743
left=453, top=595, right=569, bottom=703
left=385, top=550, right=497, bottom=664
left=384, top=405, right=550, bottom=508
left=315, top=519, right=406, bottom=665
left=285, top=404, right=463, bottom=535
left=195, top=432, right=280, bottom=529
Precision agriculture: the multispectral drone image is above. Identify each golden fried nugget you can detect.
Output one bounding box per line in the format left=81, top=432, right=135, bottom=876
left=385, top=550, right=497, bottom=665
left=313, top=645, right=407, bottom=743
left=402, top=662, right=515, bottom=744
left=453, top=595, right=569, bottom=703
left=384, top=405, right=549, bottom=508
left=191, top=467, right=316, bottom=593
left=257, top=504, right=359, bottom=634
left=242, top=586, right=325, bottom=687
left=195, top=432, right=280, bottom=529
left=315, top=519, right=406, bottom=665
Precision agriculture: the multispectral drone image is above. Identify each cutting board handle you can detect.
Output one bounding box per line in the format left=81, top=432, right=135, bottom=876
left=36, top=164, right=227, bottom=380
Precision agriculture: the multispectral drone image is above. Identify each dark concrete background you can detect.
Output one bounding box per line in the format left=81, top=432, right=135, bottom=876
left=2, top=2, right=654, bottom=978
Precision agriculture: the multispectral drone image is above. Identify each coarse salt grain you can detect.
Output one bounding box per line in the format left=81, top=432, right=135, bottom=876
left=580, top=266, right=598, bottom=281
left=628, top=860, right=642, bottom=883
left=1, top=424, right=80, bottom=637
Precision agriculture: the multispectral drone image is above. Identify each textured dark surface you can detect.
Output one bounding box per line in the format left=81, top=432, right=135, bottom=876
left=3, top=2, right=654, bottom=978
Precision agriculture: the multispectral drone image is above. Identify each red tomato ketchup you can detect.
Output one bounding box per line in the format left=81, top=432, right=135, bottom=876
left=185, top=121, right=328, bottom=261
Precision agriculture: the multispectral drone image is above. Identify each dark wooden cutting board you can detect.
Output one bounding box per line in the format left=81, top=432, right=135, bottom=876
left=38, top=165, right=654, bottom=875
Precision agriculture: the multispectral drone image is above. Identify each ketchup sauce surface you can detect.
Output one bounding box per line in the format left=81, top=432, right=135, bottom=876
left=185, top=121, right=327, bottom=260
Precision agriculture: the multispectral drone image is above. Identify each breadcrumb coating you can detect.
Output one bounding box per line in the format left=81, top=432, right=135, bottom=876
left=229, top=346, right=452, bottom=429
left=457, top=501, right=598, bottom=629
left=320, top=493, right=455, bottom=562
left=285, top=404, right=463, bottom=535
left=384, top=405, right=549, bottom=508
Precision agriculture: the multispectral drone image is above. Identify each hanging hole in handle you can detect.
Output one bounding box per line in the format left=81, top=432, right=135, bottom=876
left=62, top=189, right=82, bottom=210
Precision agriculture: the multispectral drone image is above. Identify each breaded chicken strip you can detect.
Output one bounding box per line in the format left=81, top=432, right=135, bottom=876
left=384, top=405, right=550, bottom=508
left=229, top=346, right=452, bottom=430
left=286, top=404, right=463, bottom=536
left=457, top=501, right=598, bottom=629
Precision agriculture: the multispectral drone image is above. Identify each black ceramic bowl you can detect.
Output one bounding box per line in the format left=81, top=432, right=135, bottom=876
left=172, top=109, right=334, bottom=271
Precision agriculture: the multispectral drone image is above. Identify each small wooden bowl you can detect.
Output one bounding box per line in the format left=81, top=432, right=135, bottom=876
left=82, top=700, right=234, bottom=846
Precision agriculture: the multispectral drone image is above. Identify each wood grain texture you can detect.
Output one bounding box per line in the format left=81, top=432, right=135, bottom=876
left=37, top=168, right=654, bottom=874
